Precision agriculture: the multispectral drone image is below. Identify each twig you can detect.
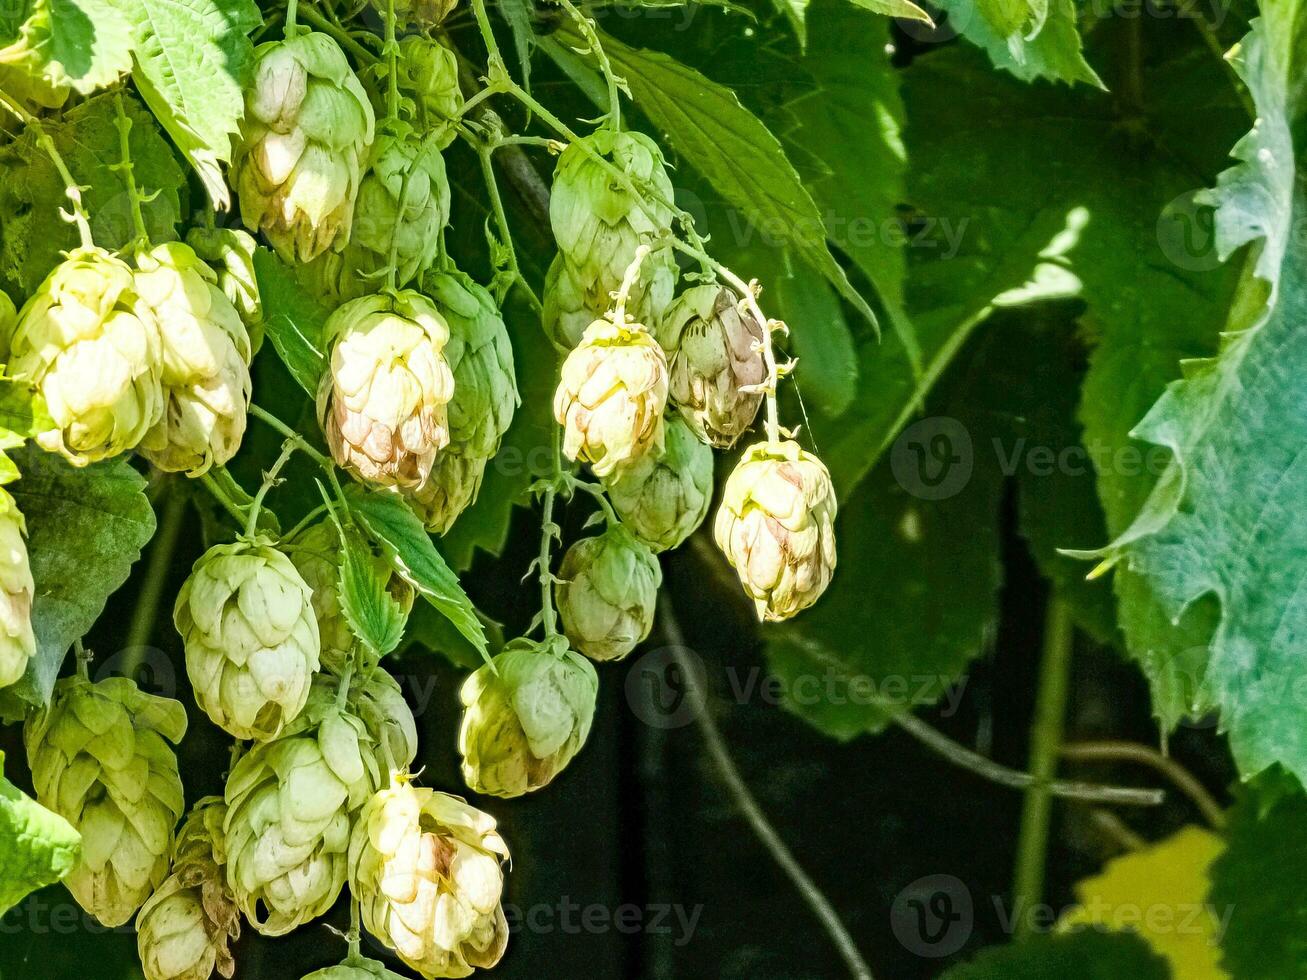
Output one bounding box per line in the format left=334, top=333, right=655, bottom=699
left=1061, top=740, right=1225, bottom=829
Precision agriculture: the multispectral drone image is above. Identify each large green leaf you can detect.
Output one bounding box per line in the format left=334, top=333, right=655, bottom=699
left=122, top=0, right=261, bottom=207
left=934, top=0, right=1102, bottom=87
left=1088, top=13, right=1307, bottom=781
left=0, top=0, right=132, bottom=97
left=251, top=247, right=329, bottom=395
left=940, top=928, right=1169, bottom=979
left=0, top=91, right=185, bottom=295
left=6, top=447, right=156, bottom=706
left=0, top=750, right=80, bottom=916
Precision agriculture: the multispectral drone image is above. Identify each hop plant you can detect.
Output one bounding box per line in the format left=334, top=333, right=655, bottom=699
left=174, top=536, right=321, bottom=741
left=4, top=247, right=162, bottom=465
left=24, top=675, right=187, bottom=927
left=543, top=247, right=679, bottom=350
left=715, top=441, right=838, bottom=621
left=133, top=242, right=253, bottom=476
left=318, top=290, right=455, bottom=489
left=556, top=524, right=662, bottom=662
left=459, top=636, right=598, bottom=798
left=0, top=489, right=36, bottom=690
left=303, top=958, right=407, bottom=980
left=554, top=318, right=669, bottom=478
left=223, top=675, right=400, bottom=936
left=604, top=414, right=713, bottom=552
left=135, top=798, right=240, bottom=980
left=663, top=285, right=766, bottom=448
left=304, top=131, right=450, bottom=301
left=349, top=776, right=510, bottom=978
left=233, top=31, right=376, bottom=262
left=369, top=0, right=458, bottom=28
left=185, top=226, right=265, bottom=352
left=364, top=36, right=463, bottom=147
left=406, top=270, right=519, bottom=532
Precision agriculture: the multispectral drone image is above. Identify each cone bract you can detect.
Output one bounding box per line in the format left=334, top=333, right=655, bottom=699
left=0, top=489, right=36, bottom=689
left=604, top=414, right=713, bottom=552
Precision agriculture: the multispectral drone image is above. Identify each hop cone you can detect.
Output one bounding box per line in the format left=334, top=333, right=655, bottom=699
left=554, top=318, right=668, bottom=478
left=663, top=285, right=765, bottom=448
left=303, top=958, right=407, bottom=980
left=406, top=270, right=519, bottom=532
left=136, top=798, right=240, bottom=980
left=223, top=675, right=399, bottom=936
left=24, top=676, right=187, bottom=927
left=349, top=777, right=510, bottom=978
left=369, top=0, right=458, bottom=28
left=133, top=242, right=253, bottom=476
left=318, top=290, right=455, bottom=489
left=0, top=489, right=36, bottom=689
left=304, top=131, right=450, bottom=301
left=233, top=32, right=375, bottom=262
left=604, top=414, right=713, bottom=552
left=556, top=525, right=662, bottom=662
left=543, top=248, right=678, bottom=350
left=363, top=36, right=463, bottom=147
left=185, top=226, right=265, bottom=352
left=174, top=536, right=321, bottom=741
left=459, top=636, right=597, bottom=798
left=4, top=247, right=162, bottom=465
left=714, top=441, right=838, bottom=621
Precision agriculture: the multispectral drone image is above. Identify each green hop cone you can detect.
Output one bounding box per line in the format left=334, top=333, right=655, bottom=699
left=714, top=440, right=838, bottom=622
left=662, top=285, right=765, bottom=448
left=234, top=32, right=376, bottom=262
left=4, top=247, right=162, bottom=465
left=368, top=0, right=458, bottom=27
left=318, top=290, right=455, bottom=489
left=363, top=36, right=463, bottom=147
left=556, top=524, right=662, bottom=662
left=133, top=242, right=253, bottom=476
left=459, top=636, right=597, bottom=798
left=135, top=798, right=241, bottom=980
left=349, top=776, right=510, bottom=978
left=554, top=318, right=668, bottom=478
left=0, top=489, right=36, bottom=689
left=174, top=536, right=321, bottom=741
left=405, top=270, right=519, bottom=532
left=604, top=414, right=712, bottom=552
left=24, top=675, right=187, bottom=927
left=185, top=226, right=265, bottom=352
left=303, top=957, right=407, bottom=980
left=543, top=248, right=679, bottom=349
left=223, top=675, right=393, bottom=936
left=304, top=130, right=450, bottom=302
left=350, top=665, right=419, bottom=772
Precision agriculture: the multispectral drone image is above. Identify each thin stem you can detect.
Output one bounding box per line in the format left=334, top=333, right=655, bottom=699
left=74, top=639, right=91, bottom=680
left=285, top=503, right=330, bottom=541
left=1061, top=740, right=1226, bottom=829
left=246, top=441, right=298, bottom=538
left=123, top=489, right=187, bottom=670
left=112, top=91, right=150, bottom=245
left=568, top=476, right=619, bottom=525
left=0, top=90, right=93, bottom=248
left=285, top=0, right=299, bottom=35
left=469, top=0, right=504, bottom=66
left=199, top=471, right=250, bottom=526
left=347, top=896, right=362, bottom=959
left=477, top=142, right=543, bottom=314
left=297, top=5, right=376, bottom=62
left=384, top=0, right=400, bottom=123
left=890, top=712, right=1164, bottom=807
left=556, top=0, right=621, bottom=134
left=537, top=487, right=559, bottom=638
left=611, top=244, right=649, bottom=324
left=659, top=601, right=875, bottom=980
left=1012, top=599, right=1075, bottom=939
left=249, top=404, right=335, bottom=471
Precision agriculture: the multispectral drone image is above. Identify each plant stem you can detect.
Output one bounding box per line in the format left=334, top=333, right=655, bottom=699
left=567, top=476, right=618, bottom=525
left=0, top=90, right=94, bottom=249
left=477, top=141, right=543, bottom=314
left=123, top=489, right=187, bottom=669
left=659, top=601, right=875, bottom=980
left=297, top=5, right=376, bottom=62
left=537, top=487, right=559, bottom=637
left=285, top=503, right=329, bottom=541
left=199, top=471, right=250, bottom=526
left=347, top=896, right=362, bottom=959
left=285, top=0, right=299, bottom=35
left=611, top=244, right=649, bottom=324
left=1061, top=740, right=1225, bottom=828
left=556, top=0, right=621, bottom=134
left=469, top=0, right=504, bottom=66
left=112, top=91, right=150, bottom=245
left=1012, top=598, right=1074, bottom=939
left=246, top=441, right=298, bottom=537
left=249, top=404, right=335, bottom=471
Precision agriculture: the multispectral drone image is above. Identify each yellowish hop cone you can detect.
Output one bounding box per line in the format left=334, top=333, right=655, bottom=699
left=349, top=776, right=510, bottom=979
left=553, top=318, right=668, bottom=478
left=0, top=489, right=36, bottom=690
left=714, top=440, right=838, bottom=622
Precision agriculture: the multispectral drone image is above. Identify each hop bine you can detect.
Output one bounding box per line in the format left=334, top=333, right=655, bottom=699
left=3, top=247, right=162, bottom=465
left=24, top=675, right=187, bottom=927
left=233, top=31, right=375, bottom=262
left=133, top=242, right=253, bottom=476
left=363, top=36, right=463, bottom=148
left=604, top=414, right=713, bottom=552
left=136, top=798, right=240, bottom=980
left=556, top=524, right=662, bottom=662
left=349, top=776, right=510, bottom=978
left=174, top=536, right=321, bottom=741
left=0, top=488, right=36, bottom=689
left=369, top=0, right=459, bottom=29
left=662, top=285, right=766, bottom=448
left=715, top=440, right=838, bottom=621
left=318, top=290, right=455, bottom=489
left=459, top=636, right=597, bottom=798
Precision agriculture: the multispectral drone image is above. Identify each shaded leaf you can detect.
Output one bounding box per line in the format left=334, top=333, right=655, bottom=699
left=251, top=246, right=329, bottom=395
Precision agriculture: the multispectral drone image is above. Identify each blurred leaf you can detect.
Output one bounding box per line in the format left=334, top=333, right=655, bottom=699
left=252, top=247, right=329, bottom=395
left=7, top=447, right=155, bottom=705
left=941, top=928, right=1169, bottom=979
left=0, top=750, right=80, bottom=916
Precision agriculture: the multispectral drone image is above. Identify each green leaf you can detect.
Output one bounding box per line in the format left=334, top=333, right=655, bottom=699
left=6, top=446, right=155, bottom=706
left=0, top=91, right=185, bottom=295
left=343, top=484, right=488, bottom=658
left=846, top=0, right=933, bottom=23
left=1087, top=13, right=1307, bottom=779
left=337, top=528, right=408, bottom=658
left=0, top=750, right=80, bottom=916
left=121, top=0, right=261, bottom=207
left=774, top=252, right=857, bottom=417
left=1209, top=779, right=1307, bottom=978
left=935, top=0, right=1102, bottom=87
left=401, top=600, right=504, bottom=670
left=251, top=247, right=329, bottom=395
left=570, top=25, right=878, bottom=329
left=940, top=929, right=1169, bottom=979
left=0, top=0, right=132, bottom=97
